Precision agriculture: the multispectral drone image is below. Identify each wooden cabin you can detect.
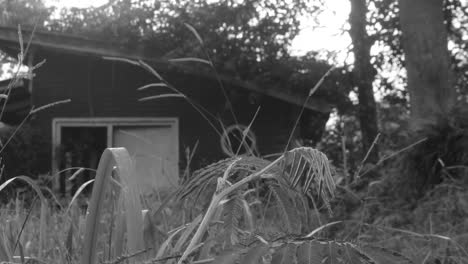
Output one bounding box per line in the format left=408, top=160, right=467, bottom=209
left=0, top=26, right=334, bottom=195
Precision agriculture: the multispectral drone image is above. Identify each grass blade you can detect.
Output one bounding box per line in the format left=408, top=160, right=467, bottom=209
left=115, top=150, right=145, bottom=260
left=0, top=231, right=12, bottom=262
left=173, top=214, right=203, bottom=254
left=0, top=176, right=48, bottom=258
left=66, top=179, right=95, bottom=213
left=112, top=199, right=126, bottom=260
left=68, top=168, right=85, bottom=181
left=184, top=23, right=204, bottom=45
left=39, top=200, right=48, bottom=258
left=65, top=222, right=74, bottom=263
left=102, top=56, right=140, bottom=66
left=138, top=60, right=163, bottom=80
left=169, top=57, right=212, bottom=65
left=139, top=94, right=186, bottom=101
left=80, top=148, right=144, bottom=264
left=136, top=83, right=168, bottom=91
left=155, top=226, right=186, bottom=259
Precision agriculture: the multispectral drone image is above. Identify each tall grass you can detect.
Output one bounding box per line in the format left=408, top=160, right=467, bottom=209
left=0, top=24, right=466, bottom=264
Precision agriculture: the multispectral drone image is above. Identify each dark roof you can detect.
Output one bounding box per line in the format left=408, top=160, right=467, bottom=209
left=0, top=26, right=332, bottom=112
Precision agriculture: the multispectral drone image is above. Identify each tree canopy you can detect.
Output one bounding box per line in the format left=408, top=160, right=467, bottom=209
left=0, top=0, right=352, bottom=110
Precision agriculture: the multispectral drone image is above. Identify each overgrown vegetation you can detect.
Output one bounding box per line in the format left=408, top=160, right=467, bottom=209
left=0, top=44, right=464, bottom=264
left=0, top=0, right=467, bottom=264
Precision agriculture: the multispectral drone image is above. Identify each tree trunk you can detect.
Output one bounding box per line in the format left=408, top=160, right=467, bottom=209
left=399, top=0, right=455, bottom=129
left=349, top=0, right=379, bottom=163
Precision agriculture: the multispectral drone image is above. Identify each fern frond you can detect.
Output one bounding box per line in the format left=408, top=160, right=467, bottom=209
left=284, top=148, right=335, bottom=196
left=239, top=195, right=255, bottom=232
left=177, top=156, right=272, bottom=201
left=296, top=193, right=311, bottom=232
left=222, top=196, right=243, bottom=248
left=271, top=237, right=414, bottom=264
left=269, top=185, right=301, bottom=235
left=176, top=148, right=336, bottom=263
left=177, top=148, right=335, bottom=212
left=280, top=147, right=335, bottom=213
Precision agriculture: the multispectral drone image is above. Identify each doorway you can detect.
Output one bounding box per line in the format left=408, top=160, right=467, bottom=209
left=52, top=118, right=179, bottom=196
left=59, top=127, right=106, bottom=196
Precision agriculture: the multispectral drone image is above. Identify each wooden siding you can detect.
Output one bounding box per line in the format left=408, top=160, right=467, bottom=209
left=0, top=79, right=31, bottom=125
left=29, top=48, right=311, bottom=172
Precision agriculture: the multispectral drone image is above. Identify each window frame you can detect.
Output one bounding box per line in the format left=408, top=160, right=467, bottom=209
left=51, top=117, right=179, bottom=186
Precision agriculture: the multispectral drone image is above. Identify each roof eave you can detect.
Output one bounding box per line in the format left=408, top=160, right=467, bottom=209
left=0, top=26, right=333, bottom=113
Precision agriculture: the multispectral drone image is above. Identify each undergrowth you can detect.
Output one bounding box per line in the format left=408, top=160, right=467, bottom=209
left=0, top=24, right=466, bottom=264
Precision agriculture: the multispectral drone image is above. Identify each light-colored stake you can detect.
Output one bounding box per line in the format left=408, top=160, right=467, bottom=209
left=80, top=148, right=144, bottom=264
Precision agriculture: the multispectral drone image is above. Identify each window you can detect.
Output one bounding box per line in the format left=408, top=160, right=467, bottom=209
left=52, top=118, right=179, bottom=195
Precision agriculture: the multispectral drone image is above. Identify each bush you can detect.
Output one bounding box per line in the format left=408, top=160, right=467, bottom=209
left=0, top=123, right=50, bottom=180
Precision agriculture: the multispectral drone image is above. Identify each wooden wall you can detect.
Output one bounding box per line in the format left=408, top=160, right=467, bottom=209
left=30, top=48, right=309, bottom=172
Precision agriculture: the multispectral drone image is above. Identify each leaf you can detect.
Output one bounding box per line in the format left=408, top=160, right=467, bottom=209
left=297, top=194, right=311, bottom=230
left=115, top=150, right=145, bottom=258
left=138, top=59, right=163, bottom=80
left=239, top=196, right=255, bottom=232
left=184, top=23, right=204, bottom=45
left=18, top=25, right=24, bottom=61
left=102, top=56, right=139, bottom=66
left=155, top=226, right=186, bottom=259
left=39, top=199, right=48, bottom=258
left=136, top=83, right=168, bottom=91
left=281, top=147, right=335, bottom=214
left=198, top=205, right=225, bottom=259
left=142, top=209, right=156, bottom=251
left=17, top=240, right=24, bottom=264
left=0, top=175, right=48, bottom=259
left=112, top=210, right=126, bottom=259
left=0, top=231, right=12, bottom=262
left=68, top=167, right=85, bottom=181
left=169, top=57, right=212, bottom=65
left=269, top=185, right=301, bottom=234
left=308, top=66, right=335, bottom=97
left=30, top=99, right=71, bottom=114
left=222, top=197, right=243, bottom=248
left=138, top=94, right=186, bottom=102
left=65, top=222, right=74, bottom=262
left=31, top=59, right=46, bottom=70
left=80, top=148, right=144, bottom=264
left=66, top=179, right=95, bottom=213
left=0, top=176, right=46, bottom=206
left=303, top=221, right=342, bottom=238
left=173, top=214, right=203, bottom=254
